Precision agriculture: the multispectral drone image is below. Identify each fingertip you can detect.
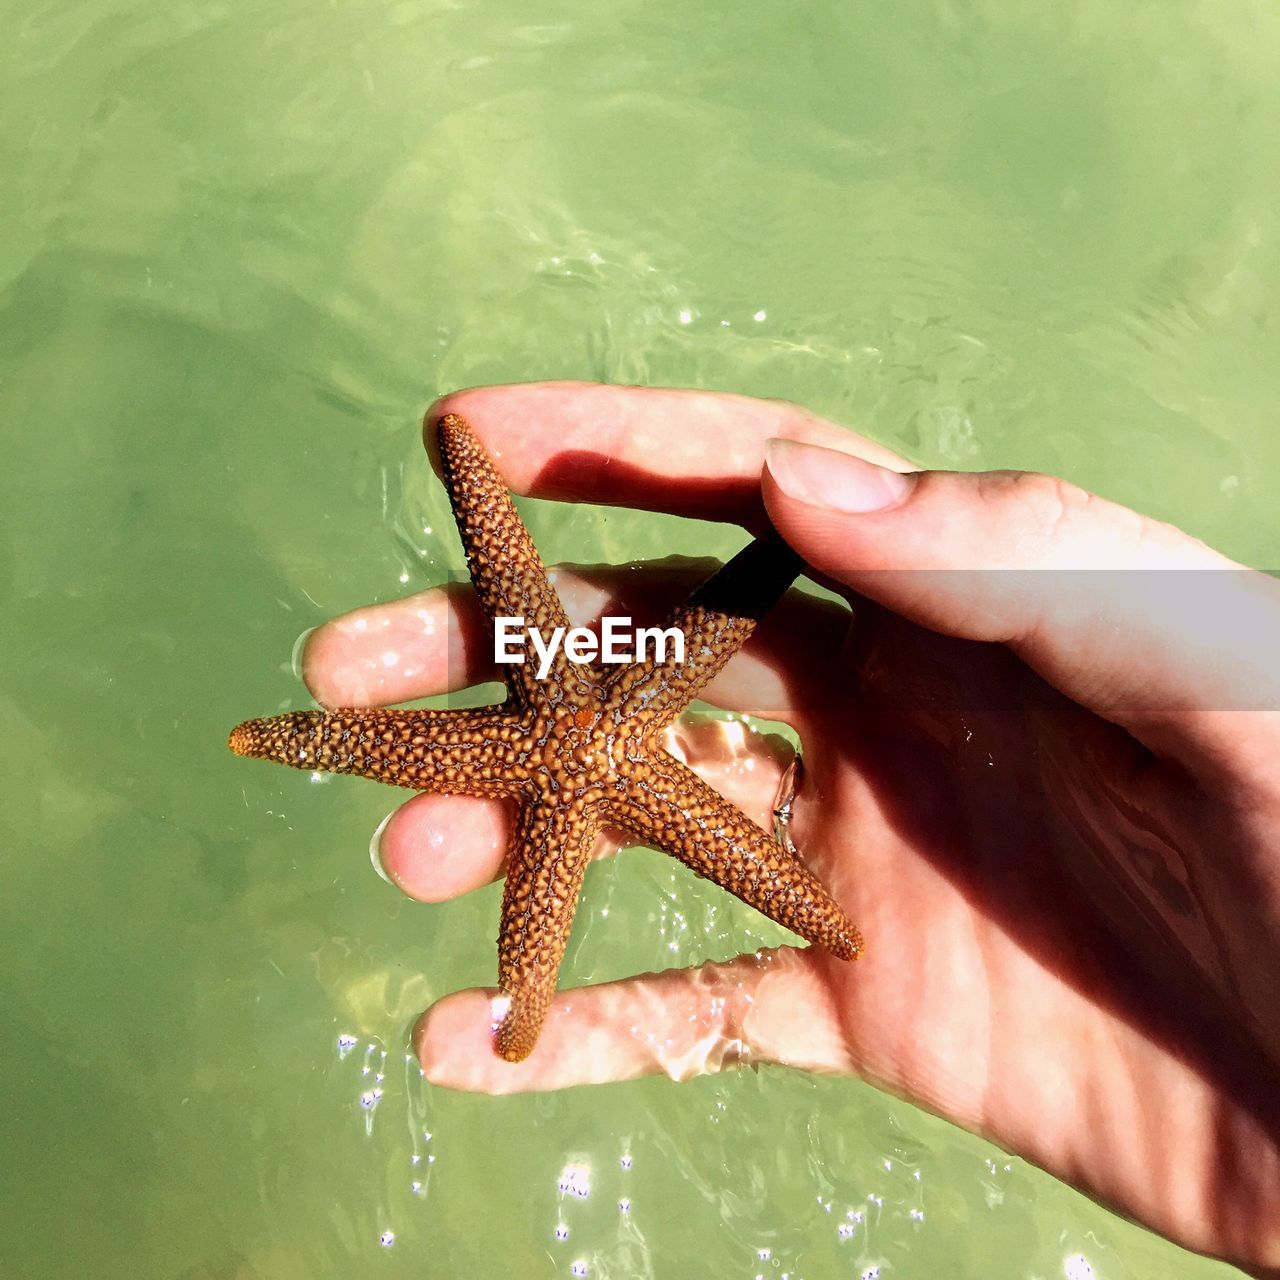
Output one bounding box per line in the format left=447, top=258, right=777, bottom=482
left=300, top=619, right=354, bottom=709
left=301, top=589, right=480, bottom=709
left=414, top=990, right=503, bottom=1089
left=422, top=390, right=471, bottom=427
left=414, top=988, right=586, bottom=1095
left=378, top=793, right=514, bottom=902
left=423, top=392, right=488, bottom=470
left=423, top=386, right=497, bottom=431
left=300, top=609, right=398, bottom=709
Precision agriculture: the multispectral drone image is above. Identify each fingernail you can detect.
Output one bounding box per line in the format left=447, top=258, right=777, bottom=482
left=369, top=810, right=396, bottom=883
left=765, top=438, right=914, bottom=513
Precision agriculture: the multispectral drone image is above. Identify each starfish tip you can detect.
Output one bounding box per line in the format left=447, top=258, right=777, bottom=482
left=495, top=1009, right=540, bottom=1063
left=228, top=719, right=258, bottom=758
left=838, top=928, right=866, bottom=962
left=435, top=411, right=470, bottom=443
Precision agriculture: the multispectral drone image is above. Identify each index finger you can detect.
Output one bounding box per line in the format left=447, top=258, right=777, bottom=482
left=426, top=382, right=913, bottom=528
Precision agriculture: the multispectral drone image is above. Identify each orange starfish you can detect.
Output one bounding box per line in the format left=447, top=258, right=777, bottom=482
left=229, top=414, right=862, bottom=1061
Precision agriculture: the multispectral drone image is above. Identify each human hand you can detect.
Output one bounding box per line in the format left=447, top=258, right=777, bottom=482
left=304, top=382, right=1280, bottom=1274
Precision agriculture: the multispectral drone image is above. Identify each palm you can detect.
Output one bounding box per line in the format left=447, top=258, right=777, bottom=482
left=777, top=601, right=1280, bottom=1268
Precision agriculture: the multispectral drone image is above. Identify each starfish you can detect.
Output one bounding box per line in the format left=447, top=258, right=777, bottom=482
left=230, top=414, right=863, bottom=1061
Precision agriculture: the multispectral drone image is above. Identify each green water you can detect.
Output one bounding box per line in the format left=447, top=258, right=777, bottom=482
left=3, top=1, right=1277, bottom=1276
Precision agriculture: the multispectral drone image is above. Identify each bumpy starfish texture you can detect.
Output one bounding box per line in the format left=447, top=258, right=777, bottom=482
left=230, top=413, right=863, bottom=1061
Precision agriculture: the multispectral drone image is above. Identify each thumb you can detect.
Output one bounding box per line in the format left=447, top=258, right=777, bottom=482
left=761, top=438, right=1280, bottom=770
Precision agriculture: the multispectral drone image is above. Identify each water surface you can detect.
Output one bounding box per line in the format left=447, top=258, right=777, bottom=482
left=3, top=1, right=1278, bottom=1276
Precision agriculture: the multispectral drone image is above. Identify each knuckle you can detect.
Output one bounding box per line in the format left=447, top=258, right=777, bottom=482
left=979, top=469, right=1135, bottom=552
left=1007, top=471, right=1094, bottom=537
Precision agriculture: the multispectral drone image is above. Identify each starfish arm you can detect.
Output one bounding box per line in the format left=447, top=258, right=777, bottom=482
left=494, top=797, right=600, bottom=1061
left=228, top=707, right=522, bottom=798
left=605, top=537, right=803, bottom=732
left=436, top=413, right=581, bottom=705
left=606, top=754, right=864, bottom=960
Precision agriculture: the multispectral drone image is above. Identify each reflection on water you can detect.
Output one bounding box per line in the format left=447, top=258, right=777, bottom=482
left=2, top=0, right=1275, bottom=1276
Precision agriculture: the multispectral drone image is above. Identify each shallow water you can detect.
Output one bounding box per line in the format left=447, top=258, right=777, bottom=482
left=2, top=0, right=1277, bottom=1276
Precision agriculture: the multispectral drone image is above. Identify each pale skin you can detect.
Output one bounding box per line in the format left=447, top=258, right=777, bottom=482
left=302, top=382, right=1280, bottom=1275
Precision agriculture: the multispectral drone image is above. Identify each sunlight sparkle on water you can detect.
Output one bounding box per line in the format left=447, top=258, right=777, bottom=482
left=1064, top=1256, right=1094, bottom=1280
left=558, top=1163, right=591, bottom=1199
